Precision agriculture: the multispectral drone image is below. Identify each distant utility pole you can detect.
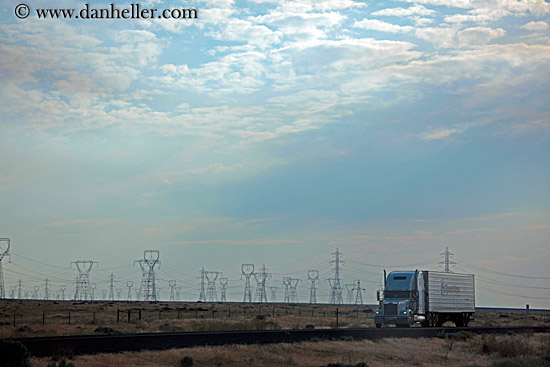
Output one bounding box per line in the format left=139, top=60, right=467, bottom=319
left=198, top=267, right=206, bottom=302
left=18, top=279, right=22, bottom=299
left=283, top=277, right=291, bottom=303
left=328, top=248, right=344, bottom=305
left=220, top=278, right=228, bottom=303
left=206, top=271, right=220, bottom=302
left=242, top=264, right=254, bottom=303
left=0, top=238, right=11, bottom=299
left=169, top=280, right=176, bottom=302
left=308, top=270, right=319, bottom=304
left=135, top=250, right=160, bottom=301
left=440, top=247, right=456, bottom=273
left=126, top=281, right=133, bottom=301
left=353, top=280, right=365, bottom=305
left=71, top=260, right=98, bottom=301
left=269, top=286, right=278, bottom=302
left=289, top=278, right=300, bottom=303
left=345, top=284, right=354, bottom=304
left=254, top=264, right=271, bottom=303
left=90, top=283, right=96, bottom=301
left=44, top=278, right=49, bottom=300
left=109, top=273, right=115, bottom=301
left=60, top=285, right=66, bottom=301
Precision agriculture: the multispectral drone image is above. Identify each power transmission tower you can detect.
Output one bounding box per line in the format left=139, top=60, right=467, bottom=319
left=134, top=250, right=160, bottom=301
left=198, top=267, right=206, bottom=302
left=44, top=278, right=49, bottom=300
left=328, top=248, right=344, bottom=304
left=33, top=286, right=40, bottom=299
left=289, top=278, right=300, bottom=303
left=353, top=280, right=365, bottom=305
left=269, top=286, right=278, bottom=302
left=283, top=277, right=291, bottom=303
left=439, top=247, right=456, bottom=273
left=71, top=260, right=98, bottom=301
left=9, top=286, right=16, bottom=299
left=175, top=287, right=182, bottom=301
left=0, top=238, right=11, bottom=299
left=206, top=271, right=220, bottom=302
left=17, top=279, right=22, bottom=299
left=242, top=264, right=254, bottom=303
left=102, top=290, right=107, bottom=299
left=109, top=273, right=115, bottom=301
left=60, top=285, right=66, bottom=301
left=308, top=270, right=319, bottom=304
left=90, top=283, right=96, bottom=300
left=220, top=278, right=228, bottom=302
left=116, top=288, right=122, bottom=300
left=254, top=264, right=271, bottom=303
left=345, top=284, right=354, bottom=304
left=169, top=280, right=176, bottom=302
left=126, top=281, right=133, bottom=301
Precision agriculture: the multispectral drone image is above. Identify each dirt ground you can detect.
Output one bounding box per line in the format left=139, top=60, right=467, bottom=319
left=30, top=333, right=550, bottom=367
left=0, top=300, right=549, bottom=338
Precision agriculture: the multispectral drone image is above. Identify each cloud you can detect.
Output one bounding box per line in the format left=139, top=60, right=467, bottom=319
left=422, top=128, right=458, bottom=141
left=520, top=21, right=549, bottom=31
left=354, top=19, right=414, bottom=34
left=372, top=5, right=436, bottom=17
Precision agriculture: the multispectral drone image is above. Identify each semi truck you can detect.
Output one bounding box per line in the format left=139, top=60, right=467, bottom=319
left=374, top=270, right=475, bottom=328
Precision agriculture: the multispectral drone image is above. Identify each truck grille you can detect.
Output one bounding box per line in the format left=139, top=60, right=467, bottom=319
left=384, top=303, right=398, bottom=316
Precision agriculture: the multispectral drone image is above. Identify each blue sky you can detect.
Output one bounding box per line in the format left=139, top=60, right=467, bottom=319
left=1, top=0, right=549, bottom=306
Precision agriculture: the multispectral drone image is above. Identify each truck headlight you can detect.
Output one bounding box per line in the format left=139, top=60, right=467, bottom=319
left=375, top=310, right=381, bottom=315
left=402, top=311, right=408, bottom=315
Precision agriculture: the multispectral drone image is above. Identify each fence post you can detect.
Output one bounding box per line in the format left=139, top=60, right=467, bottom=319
left=228, top=307, right=231, bottom=318
left=42, top=312, right=45, bottom=325
left=128, top=310, right=131, bottom=323
left=68, top=312, right=71, bottom=325
left=139, top=309, right=142, bottom=321
left=117, top=309, right=120, bottom=323
left=159, top=310, right=162, bottom=320
left=93, top=311, right=96, bottom=324
left=13, top=311, right=15, bottom=327
left=336, top=308, right=339, bottom=329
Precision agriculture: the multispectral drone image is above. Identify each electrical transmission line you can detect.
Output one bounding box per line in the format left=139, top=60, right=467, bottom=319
left=283, top=277, right=291, bottom=303
left=134, top=250, right=160, bottom=301
left=328, top=248, right=344, bottom=304
left=198, top=267, right=206, bottom=302
left=345, top=284, right=354, bottom=304
left=439, top=247, right=456, bottom=273
left=353, top=280, right=365, bottom=305
left=206, top=271, right=220, bottom=302
left=0, top=238, right=11, bottom=299
left=169, top=280, right=176, bottom=302
left=242, top=264, right=254, bottom=303
left=220, top=277, right=228, bottom=302
left=126, top=281, right=133, bottom=301
left=71, top=260, right=98, bottom=301
left=269, top=286, right=278, bottom=302
left=289, top=278, right=299, bottom=303
left=308, top=270, right=319, bottom=304
left=254, top=264, right=271, bottom=303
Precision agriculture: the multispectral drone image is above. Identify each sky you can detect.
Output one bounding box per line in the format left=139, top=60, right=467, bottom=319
left=0, top=0, right=549, bottom=307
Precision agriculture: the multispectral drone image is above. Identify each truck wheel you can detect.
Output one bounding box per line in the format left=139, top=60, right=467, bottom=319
left=375, top=324, right=381, bottom=328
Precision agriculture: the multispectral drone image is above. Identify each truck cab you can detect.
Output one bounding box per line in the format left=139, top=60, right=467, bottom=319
left=374, top=271, right=423, bottom=328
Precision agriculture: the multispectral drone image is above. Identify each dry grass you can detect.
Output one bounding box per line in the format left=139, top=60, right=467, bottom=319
left=1, top=299, right=549, bottom=339
left=29, top=333, right=550, bottom=367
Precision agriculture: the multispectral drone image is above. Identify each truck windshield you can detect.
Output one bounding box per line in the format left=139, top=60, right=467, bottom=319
left=384, top=290, right=411, bottom=299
